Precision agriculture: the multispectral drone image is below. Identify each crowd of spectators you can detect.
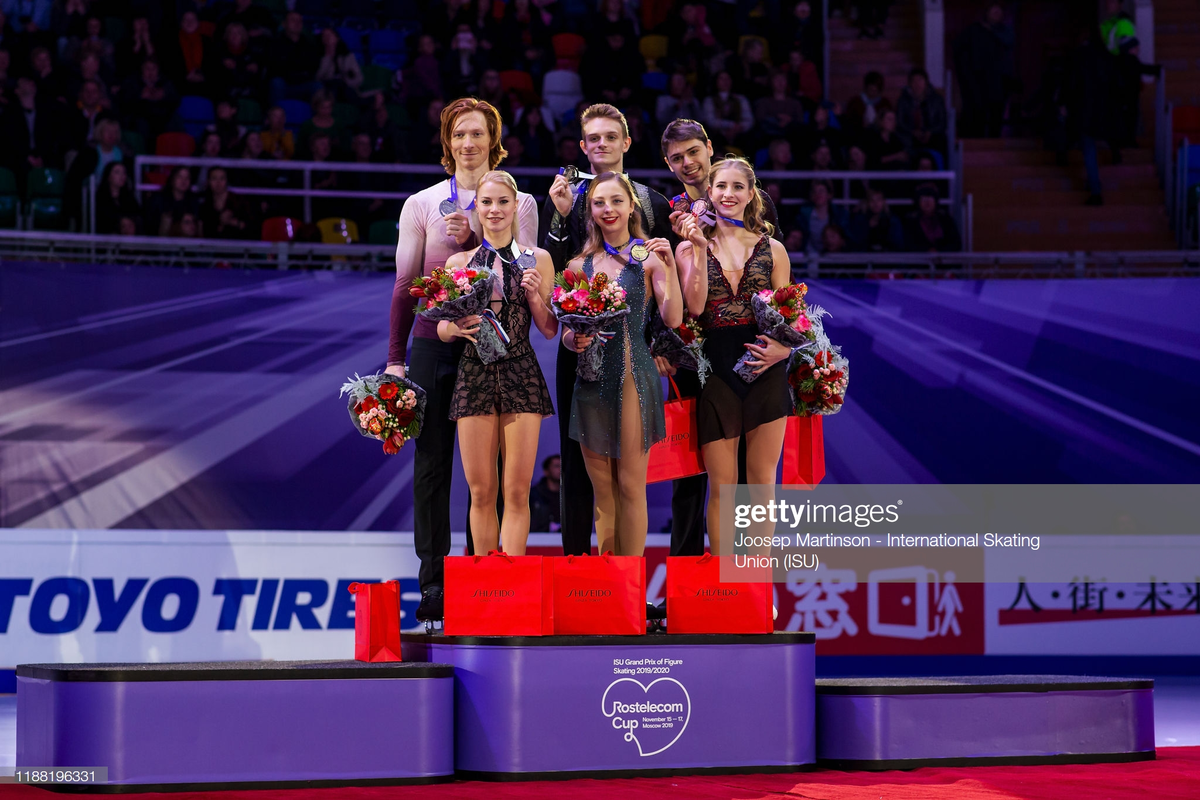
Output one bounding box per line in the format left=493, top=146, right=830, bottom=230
left=0, top=0, right=957, bottom=252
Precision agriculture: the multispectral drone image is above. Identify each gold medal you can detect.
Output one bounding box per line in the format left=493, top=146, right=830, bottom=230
left=629, top=243, right=649, bottom=263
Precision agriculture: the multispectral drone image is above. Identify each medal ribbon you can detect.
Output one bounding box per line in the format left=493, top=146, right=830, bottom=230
left=480, top=309, right=511, bottom=344
left=716, top=213, right=746, bottom=228
left=602, top=238, right=644, bottom=258
left=447, top=175, right=476, bottom=212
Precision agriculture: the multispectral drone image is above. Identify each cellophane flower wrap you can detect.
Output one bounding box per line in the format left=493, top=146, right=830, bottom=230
left=412, top=266, right=507, bottom=364
left=552, top=268, right=630, bottom=382
left=339, top=372, right=427, bottom=454
left=649, top=312, right=711, bottom=385
left=788, top=341, right=849, bottom=415
left=733, top=282, right=818, bottom=383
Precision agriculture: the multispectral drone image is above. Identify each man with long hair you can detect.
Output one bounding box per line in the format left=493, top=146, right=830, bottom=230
left=386, top=97, right=539, bottom=624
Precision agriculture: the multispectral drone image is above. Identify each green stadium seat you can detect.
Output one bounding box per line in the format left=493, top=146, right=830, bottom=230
left=333, top=102, right=360, bottom=129
left=369, top=219, right=400, bottom=246
left=27, top=168, right=65, bottom=199
left=238, top=98, right=264, bottom=126
left=30, top=197, right=64, bottom=230
left=122, top=130, right=145, bottom=156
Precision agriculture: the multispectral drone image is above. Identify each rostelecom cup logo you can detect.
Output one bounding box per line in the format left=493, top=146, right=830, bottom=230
left=601, top=678, right=691, bottom=756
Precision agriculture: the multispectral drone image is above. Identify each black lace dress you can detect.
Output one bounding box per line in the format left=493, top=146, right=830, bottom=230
left=449, top=246, right=555, bottom=419
left=696, top=235, right=792, bottom=444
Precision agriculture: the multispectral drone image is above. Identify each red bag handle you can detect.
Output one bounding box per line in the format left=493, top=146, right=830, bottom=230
left=474, top=549, right=515, bottom=563
left=667, top=375, right=682, bottom=401
left=696, top=552, right=714, bottom=565
left=566, top=550, right=615, bottom=563
left=348, top=582, right=362, bottom=594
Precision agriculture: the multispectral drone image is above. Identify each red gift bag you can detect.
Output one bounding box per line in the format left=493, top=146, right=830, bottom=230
left=666, top=554, right=774, bottom=634
left=647, top=376, right=705, bottom=483
left=551, top=552, right=646, bottom=635
left=347, top=581, right=402, bottom=662
left=444, top=551, right=553, bottom=636
left=782, top=414, right=825, bottom=486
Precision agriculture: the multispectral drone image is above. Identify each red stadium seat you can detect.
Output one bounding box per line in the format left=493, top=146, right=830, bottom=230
left=261, top=216, right=302, bottom=242
left=155, top=132, right=196, bottom=157
left=499, top=70, right=535, bottom=99
left=552, top=33, right=585, bottom=70
left=1174, top=106, right=1200, bottom=150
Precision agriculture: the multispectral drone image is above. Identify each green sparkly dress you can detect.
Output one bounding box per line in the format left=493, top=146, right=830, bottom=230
left=568, top=254, right=665, bottom=458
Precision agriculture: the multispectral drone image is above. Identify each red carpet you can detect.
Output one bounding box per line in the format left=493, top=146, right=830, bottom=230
left=2, top=749, right=1197, bottom=799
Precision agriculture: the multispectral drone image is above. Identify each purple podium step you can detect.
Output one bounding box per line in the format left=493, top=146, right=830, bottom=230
left=16, top=660, right=455, bottom=791
left=816, top=675, right=1156, bottom=770
left=402, top=632, right=817, bottom=779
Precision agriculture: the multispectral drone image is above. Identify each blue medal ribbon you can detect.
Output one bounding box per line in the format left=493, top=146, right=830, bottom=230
left=445, top=175, right=476, bottom=214
left=602, top=238, right=643, bottom=258
left=716, top=213, right=746, bottom=228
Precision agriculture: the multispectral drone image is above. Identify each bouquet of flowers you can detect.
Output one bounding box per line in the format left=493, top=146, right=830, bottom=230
left=552, top=268, right=629, bottom=382
left=788, top=345, right=849, bottom=416
left=649, top=312, right=711, bottom=385
left=412, top=266, right=508, bottom=364
left=733, top=283, right=819, bottom=383
left=339, top=372, right=427, bottom=455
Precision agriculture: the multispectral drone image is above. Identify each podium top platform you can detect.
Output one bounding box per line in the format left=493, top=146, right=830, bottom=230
left=406, top=631, right=816, bottom=646
left=816, top=675, right=1155, bottom=695
left=16, top=660, right=453, bottom=682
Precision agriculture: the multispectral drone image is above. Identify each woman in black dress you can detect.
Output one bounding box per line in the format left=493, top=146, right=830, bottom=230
left=440, top=170, right=557, bottom=556
left=675, top=157, right=794, bottom=555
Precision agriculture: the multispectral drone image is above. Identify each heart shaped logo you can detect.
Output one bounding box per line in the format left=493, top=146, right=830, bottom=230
left=601, top=677, right=691, bottom=757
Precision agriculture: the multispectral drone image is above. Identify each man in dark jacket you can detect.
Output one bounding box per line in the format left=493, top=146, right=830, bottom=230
left=896, top=68, right=948, bottom=156
left=1066, top=28, right=1118, bottom=205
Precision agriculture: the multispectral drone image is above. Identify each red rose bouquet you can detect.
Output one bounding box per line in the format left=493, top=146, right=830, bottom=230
left=788, top=346, right=849, bottom=416
left=413, top=266, right=508, bottom=364
left=649, top=312, right=710, bottom=384
left=339, top=372, right=427, bottom=454
left=733, top=283, right=819, bottom=383
left=551, top=269, right=630, bottom=381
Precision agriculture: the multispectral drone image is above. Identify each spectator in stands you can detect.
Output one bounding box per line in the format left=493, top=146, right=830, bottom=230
left=844, top=143, right=873, bottom=199
left=341, top=131, right=389, bottom=226
left=1113, top=38, right=1160, bottom=149
left=665, top=2, right=718, bottom=80
left=441, top=25, right=487, bottom=98
left=802, top=104, right=844, bottom=161
left=1066, top=25, right=1119, bottom=206
left=865, top=109, right=909, bottom=170
left=28, top=46, right=63, bottom=101
left=476, top=68, right=512, bottom=123
left=308, top=131, right=339, bottom=220
left=212, top=22, right=262, bottom=102
left=69, top=79, right=109, bottom=149
left=64, top=115, right=122, bottom=228
left=206, top=99, right=246, bottom=156
left=200, top=166, right=254, bottom=239
left=299, top=91, right=347, bottom=159
left=848, top=187, right=903, bottom=252
left=1, top=76, right=62, bottom=189
left=169, top=211, right=200, bottom=239
left=842, top=70, right=892, bottom=135
left=728, top=35, right=771, bottom=102
left=268, top=12, right=322, bottom=106
left=581, top=20, right=642, bottom=107
left=0, top=48, right=11, bottom=107
left=66, top=51, right=108, bottom=105
left=94, top=160, right=139, bottom=234
left=51, top=0, right=87, bottom=50
left=498, top=0, right=551, bottom=70
left=1100, top=0, right=1136, bottom=55
left=797, top=180, right=849, bottom=255
left=755, top=70, right=806, bottom=146
left=784, top=47, right=822, bottom=108
left=221, top=0, right=275, bottom=41
left=113, top=15, right=156, bottom=83
left=404, top=34, right=442, bottom=118
left=764, top=137, right=793, bottom=173
left=557, top=134, right=588, bottom=171
left=261, top=105, right=294, bottom=160
left=656, top=71, right=701, bottom=131
left=856, top=0, right=889, bottom=40
left=623, top=104, right=661, bottom=168
left=515, top=105, right=556, bottom=166
left=192, top=131, right=223, bottom=190
left=953, top=2, right=1013, bottom=138
left=315, top=26, right=364, bottom=102
left=529, top=454, right=562, bottom=533
left=903, top=185, right=961, bottom=252
left=409, top=97, right=446, bottom=166
left=777, top=1, right=821, bottom=64
left=822, top=223, right=849, bottom=254
left=896, top=68, right=947, bottom=157
left=361, top=92, right=404, bottom=163
left=76, top=16, right=115, bottom=80
left=809, top=142, right=835, bottom=172
left=702, top=71, right=755, bottom=153
left=169, top=11, right=207, bottom=92
left=783, top=228, right=804, bottom=252
left=424, top=0, right=474, bottom=46
left=144, top=166, right=200, bottom=237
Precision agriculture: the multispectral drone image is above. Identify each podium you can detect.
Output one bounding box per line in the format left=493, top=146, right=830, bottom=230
left=403, top=632, right=817, bottom=778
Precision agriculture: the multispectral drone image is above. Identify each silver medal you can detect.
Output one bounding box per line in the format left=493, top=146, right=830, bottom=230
left=516, top=250, right=537, bottom=270
left=561, top=165, right=578, bottom=183
left=439, top=199, right=457, bottom=216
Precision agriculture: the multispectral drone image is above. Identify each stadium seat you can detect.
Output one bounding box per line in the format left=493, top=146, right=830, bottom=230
left=552, top=33, right=585, bottom=70
left=333, top=102, right=360, bottom=128
left=178, top=96, right=214, bottom=127
left=372, top=52, right=407, bottom=72
left=639, top=34, right=669, bottom=64
left=0, top=167, right=19, bottom=228
left=306, top=14, right=336, bottom=35
left=1185, top=144, right=1200, bottom=190
left=29, top=197, right=64, bottom=230
left=368, top=219, right=400, bottom=246
left=156, top=132, right=196, bottom=157
left=143, top=171, right=170, bottom=188
left=121, top=130, right=145, bottom=156
left=380, top=0, right=421, bottom=21
left=361, top=65, right=394, bottom=93
left=369, top=29, right=407, bottom=56
left=262, top=216, right=303, bottom=242
left=317, top=217, right=360, bottom=244
left=1174, top=106, right=1200, bottom=150
left=500, top=70, right=535, bottom=98
left=278, top=99, right=312, bottom=130
left=27, top=168, right=65, bottom=198
left=383, top=18, right=423, bottom=38
left=542, top=69, right=584, bottom=121
left=238, top=98, right=264, bottom=126
left=642, top=71, right=668, bottom=93
left=341, top=17, right=375, bottom=32
left=337, top=27, right=366, bottom=53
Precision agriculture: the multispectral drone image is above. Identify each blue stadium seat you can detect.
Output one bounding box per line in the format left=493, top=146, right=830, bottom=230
left=306, top=14, right=336, bottom=34
left=642, top=72, right=668, bottom=93
left=178, top=95, right=214, bottom=124
left=278, top=99, right=313, bottom=131
left=337, top=27, right=365, bottom=52
left=369, top=29, right=407, bottom=54
left=371, top=52, right=407, bottom=72
left=1186, top=144, right=1200, bottom=189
